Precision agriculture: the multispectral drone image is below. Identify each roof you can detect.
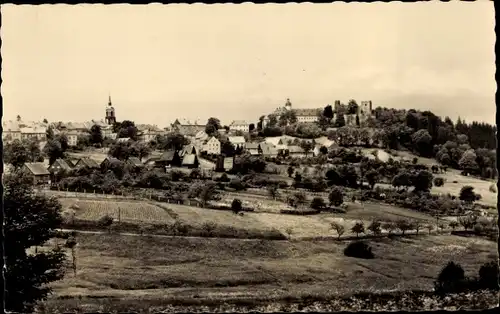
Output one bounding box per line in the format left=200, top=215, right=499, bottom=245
left=128, top=157, right=144, bottom=166
left=24, top=162, right=50, bottom=176
left=287, top=145, right=306, bottom=153
left=2, top=120, right=21, bottom=132
left=182, top=154, right=198, bottom=166
left=314, top=136, right=334, bottom=147
left=20, top=127, right=46, bottom=134
left=260, top=143, right=278, bottom=156
left=265, top=137, right=284, bottom=146
left=228, top=136, right=246, bottom=144
left=293, top=108, right=321, bottom=117
left=173, top=118, right=205, bottom=126
left=77, top=157, right=100, bottom=168
left=49, top=159, right=73, bottom=172
left=159, top=150, right=177, bottom=162
left=194, top=130, right=209, bottom=140
left=102, top=157, right=120, bottom=164
left=230, top=120, right=249, bottom=126
left=181, top=144, right=197, bottom=156
left=245, top=142, right=260, bottom=150
left=117, top=137, right=131, bottom=143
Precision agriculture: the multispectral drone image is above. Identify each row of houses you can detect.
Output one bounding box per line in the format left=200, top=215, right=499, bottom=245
left=171, top=119, right=254, bottom=136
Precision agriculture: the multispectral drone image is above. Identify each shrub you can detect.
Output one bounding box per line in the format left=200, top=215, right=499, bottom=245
left=229, top=178, right=246, bottom=191
left=434, top=177, right=445, bottom=187
left=328, top=187, right=344, bottom=207
left=218, top=173, right=230, bottom=182
left=231, top=198, right=242, bottom=214
left=478, top=261, right=499, bottom=291
left=367, top=219, right=382, bottom=235
left=98, top=215, right=114, bottom=233
left=489, top=184, right=497, bottom=193
left=343, top=241, right=374, bottom=259
left=351, top=221, right=365, bottom=237
left=310, top=197, right=326, bottom=210
left=434, top=261, right=466, bottom=294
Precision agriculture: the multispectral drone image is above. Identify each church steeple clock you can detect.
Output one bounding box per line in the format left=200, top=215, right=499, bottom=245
left=105, top=95, right=116, bottom=125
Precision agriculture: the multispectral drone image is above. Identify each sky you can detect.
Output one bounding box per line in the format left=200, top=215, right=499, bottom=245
left=1, top=2, right=496, bottom=127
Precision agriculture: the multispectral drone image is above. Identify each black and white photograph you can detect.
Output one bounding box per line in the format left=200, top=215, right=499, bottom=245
left=1, top=2, right=498, bottom=313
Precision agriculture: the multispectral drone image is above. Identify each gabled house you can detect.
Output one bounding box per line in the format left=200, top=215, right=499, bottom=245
left=156, top=150, right=182, bottom=168
left=215, top=155, right=234, bottom=172
left=22, top=162, right=51, bottom=185
left=100, top=157, right=121, bottom=170
left=260, top=143, right=278, bottom=158
left=74, top=157, right=100, bottom=169
left=127, top=157, right=144, bottom=169
left=228, top=136, right=246, bottom=148
left=229, top=120, right=250, bottom=133
left=182, top=154, right=199, bottom=169
left=287, top=145, right=307, bottom=158
left=48, top=158, right=73, bottom=173
left=202, top=136, right=221, bottom=155
left=171, top=119, right=206, bottom=136
left=245, top=142, right=261, bottom=155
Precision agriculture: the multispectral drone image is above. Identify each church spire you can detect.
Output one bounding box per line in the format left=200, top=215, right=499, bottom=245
left=108, top=94, right=112, bottom=106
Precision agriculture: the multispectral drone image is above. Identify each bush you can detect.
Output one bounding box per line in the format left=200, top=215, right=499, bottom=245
left=328, top=187, right=344, bottom=207
left=489, top=184, right=497, bottom=193
left=434, top=177, right=445, bottom=187
left=478, top=261, right=499, bottom=290
left=231, top=198, right=242, bottom=214
left=310, top=197, right=326, bottom=210
left=229, top=178, right=246, bottom=191
left=343, top=241, right=374, bottom=259
left=434, top=261, right=466, bottom=294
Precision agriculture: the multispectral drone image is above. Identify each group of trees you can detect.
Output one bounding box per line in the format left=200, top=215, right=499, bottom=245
left=435, top=260, right=499, bottom=294
left=4, top=138, right=44, bottom=168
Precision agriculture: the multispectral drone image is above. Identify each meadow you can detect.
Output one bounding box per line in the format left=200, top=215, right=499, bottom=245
left=44, top=232, right=497, bottom=312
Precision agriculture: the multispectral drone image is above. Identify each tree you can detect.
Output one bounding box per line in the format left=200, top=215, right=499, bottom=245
left=412, top=170, right=433, bottom=192
left=355, top=114, right=360, bottom=127
left=458, top=149, right=479, bottom=175
left=396, top=219, right=412, bottom=235
left=130, top=141, right=152, bottom=160
left=459, top=185, right=476, bottom=204
left=310, top=197, right=326, bottom=210
left=319, top=146, right=328, bottom=155
left=351, top=221, right=365, bottom=238
left=347, top=100, right=359, bottom=115
left=44, top=139, right=64, bottom=165
left=411, top=129, right=433, bottom=157
left=413, top=220, right=422, bottom=235
left=287, top=166, right=294, bottom=178
left=46, top=126, right=55, bottom=140
left=4, top=173, right=66, bottom=312
left=323, top=104, right=334, bottom=122
left=299, top=140, right=314, bottom=157
left=43, top=118, right=48, bottom=124
left=328, top=187, right=344, bottom=207
left=205, top=117, right=221, bottom=136
left=449, top=221, right=459, bottom=231
left=116, top=120, right=138, bottom=140
left=478, top=261, right=499, bottom=290
left=365, top=170, right=379, bottom=190
left=424, top=224, right=433, bottom=235
left=392, top=171, right=412, bottom=190
left=267, top=184, right=279, bottom=200
left=231, top=198, right=243, bottom=214
left=434, top=177, right=445, bottom=187
left=382, top=221, right=397, bottom=234
left=89, top=125, right=104, bottom=145
left=334, top=113, right=346, bottom=128
left=293, top=191, right=307, bottom=207
left=331, top=221, right=345, bottom=240
left=4, top=140, right=31, bottom=168
left=367, top=219, right=382, bottom=235
left=197, top=182, right=218, bottom=208
left=249, top=123, right=255, bottom=132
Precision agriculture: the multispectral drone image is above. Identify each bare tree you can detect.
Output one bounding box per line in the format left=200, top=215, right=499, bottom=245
left=331, top=221, right=345, bottom=240
left=65, top=235, right=78, bottom=276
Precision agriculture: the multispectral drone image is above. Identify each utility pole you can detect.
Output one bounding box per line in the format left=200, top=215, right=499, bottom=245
left=118, top=207, right=121, bottom=223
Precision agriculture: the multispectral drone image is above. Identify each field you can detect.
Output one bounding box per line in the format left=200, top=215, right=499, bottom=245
left=58, top=196, right=448, bottom=240
left=44, top=232, right=497, bottom=312
left=58, top=198, right=176, bottom=224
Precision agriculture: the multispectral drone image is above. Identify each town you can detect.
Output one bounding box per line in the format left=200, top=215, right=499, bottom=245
left=4, top=96, right=498, bottom=313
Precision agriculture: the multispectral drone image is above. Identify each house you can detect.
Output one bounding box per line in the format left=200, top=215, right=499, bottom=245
left=293, top=108, right=321, bottom=123
left=74, top=157, right=100, bottom=169
left=194, top=130, right=209, bottom=142
left=259, top=143, right=278, bottom=158
left=127, top=157, right=144, bottom=169
left=61, top=130, right=80, bottom=147
left=229, top=120, right=251, bottom=133
left=48, top=158, right=73, bottom=173
left=228, top=136, right=246, bottom=148
left=20, top=126, right=47, bottom=141
left=156, top=150, right=182, bottom=168
left=2, top=120, right=22, bottom=143
left=137, top=125, right=164, bottom=143
left=215, top=156, right=234, bottom=172
left=264, top=137, right=288, bottom=154
left=202, top=136, right=221, bottom=155
left=182, top=154, right=199, bottom=169
left=100, top=157, right=121, bottom=169
left=287, top=145, right=307, bottom=158
left=171, top=119, right=206, bottom=136
left=245, top=142, right=261, bottom=155
left=22, top=162, right=51, bottom=185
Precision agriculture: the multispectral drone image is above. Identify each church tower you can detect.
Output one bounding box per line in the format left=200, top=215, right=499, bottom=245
left=105, top=95, right=116, bottom=125
left=284, top=98, right=292, bottom=111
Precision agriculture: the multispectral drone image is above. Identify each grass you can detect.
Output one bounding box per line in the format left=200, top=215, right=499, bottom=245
left=45, top=232, right=497, bottom=311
